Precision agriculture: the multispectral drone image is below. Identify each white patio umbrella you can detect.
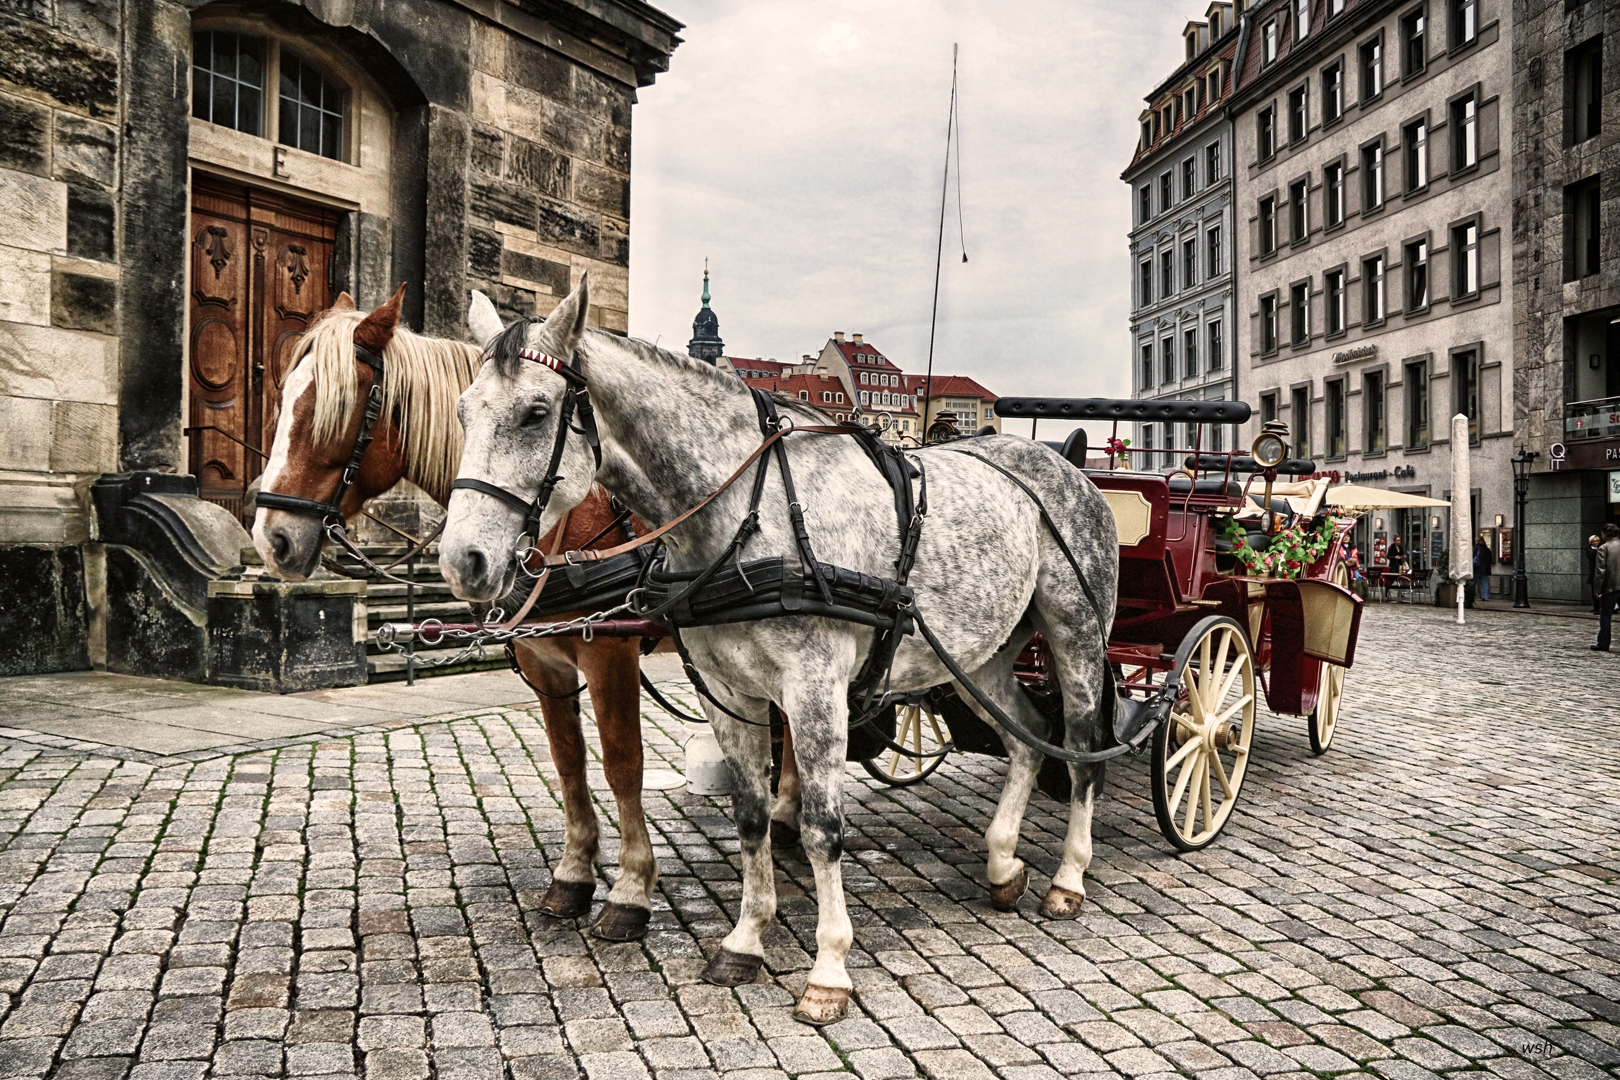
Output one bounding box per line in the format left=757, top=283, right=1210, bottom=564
left=1451, top=414, right=1471, bottom=625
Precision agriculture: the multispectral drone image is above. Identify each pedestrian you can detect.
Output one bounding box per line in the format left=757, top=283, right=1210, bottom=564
left=1593, top=524, right=1620, bottom=653
left=1586, top=534, right=1602, bottom=614
left=1387, top=536, right=1406, bottom=575
left=1473, top=533, right=1495, bottom=601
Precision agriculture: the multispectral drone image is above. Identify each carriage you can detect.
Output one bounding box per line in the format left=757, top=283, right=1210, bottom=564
left=862, top=396, right=1364, bottom=853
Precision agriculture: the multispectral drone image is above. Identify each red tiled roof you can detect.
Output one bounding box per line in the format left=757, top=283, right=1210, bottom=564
left=741, top=373, right=857, bottom=412
left=726, top=357, right=788, bottom=377
left=904, top=374, right=997, bottom=401
left=835, top=340, right=903, bottom=370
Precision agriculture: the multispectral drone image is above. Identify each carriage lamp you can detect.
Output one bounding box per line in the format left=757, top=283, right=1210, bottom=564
left=1253, top=422, right=1289, bottom=534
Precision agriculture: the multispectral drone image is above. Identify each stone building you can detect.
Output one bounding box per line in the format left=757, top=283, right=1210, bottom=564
left=1230, top=0, right=1514, bottom=581
left=0, top=0, right=679, bottom=680
left=809, top=332, right=922, bottom=443
left=1125, top=2, right=1244, bottom=471
left=905, top=374, right=1001, bottom=436
left=1512, top=0, right=1620, bottom=603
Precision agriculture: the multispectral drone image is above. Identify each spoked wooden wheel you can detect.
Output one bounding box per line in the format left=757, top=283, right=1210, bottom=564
left=1151, top=617, right=1256, bottom=852
left=861, top=701, right=950, bottom=786
left=1309, top=562, right=1350, bottom=755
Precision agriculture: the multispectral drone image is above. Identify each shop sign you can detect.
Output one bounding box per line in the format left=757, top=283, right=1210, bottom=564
left=1332, top=345, right=1378, bottom=365
left=1561, top=437, right=1620, bottom=470
left=1610, top=470, right=1620, bottom=503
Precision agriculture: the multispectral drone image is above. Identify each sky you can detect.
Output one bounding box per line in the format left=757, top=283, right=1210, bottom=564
left=626, top=0, right=1196, bottom=441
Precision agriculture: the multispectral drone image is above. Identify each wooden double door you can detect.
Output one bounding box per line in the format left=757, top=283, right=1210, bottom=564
left=188, top=174, right=340, bottom=522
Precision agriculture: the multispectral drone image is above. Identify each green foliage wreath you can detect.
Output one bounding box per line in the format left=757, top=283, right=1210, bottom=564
left=1220, top=515, right=1335, bottom=579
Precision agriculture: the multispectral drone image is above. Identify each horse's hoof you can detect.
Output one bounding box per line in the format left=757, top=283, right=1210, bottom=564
left=770, top=819, right=801, bottom=848
left=987, top=867, right=1029, bottom=912
left=538, top=879, right=596, bottom=920
left=701, top=948, right=764, bottom=987
left=589, top=902, right=651, bottom=941
left=792, top=983, right=850, bottom=1026
left=1039, top=885, right=1086, bottom=920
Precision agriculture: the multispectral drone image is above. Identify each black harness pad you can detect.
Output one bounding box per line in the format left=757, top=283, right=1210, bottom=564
left=489, top=551, right=651, bottom=621
left=642, top=555, right=914, bottom=632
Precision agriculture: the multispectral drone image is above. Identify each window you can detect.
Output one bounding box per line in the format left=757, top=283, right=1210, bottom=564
left=1184, top=328, right=1199, bottom=378
left=1261, top=392, right=1278, bottom=426
left=1296, top=0, right=1311, bottom=40
left=1139, top=258, right=1154, bottom=305
left=1403, top=118, right=1428, bottom=191
left=1454, top=349, right=1480, bottom=444
left=279, top=51, right=345, bottom=160
left=1400, top=8, right=1427, bottom=78
left=1326, top=380, right=1347, bottom=457
left=1141, top=342, right=1155, bottom=389
left=1405, top=238, right=1429, bottom=310
left=1360, top=36, right=1384, bottom=100
left=1141, top=424, right=1156, bottom=469
left=1406, top=360, right=1430, bottom=448
left=1208, top=66, right=1223, bottom=102
left=1362, top=141, right=1385, bottom=210
left=1258, top=107, right=1277, bottom=159
left=1289, top=178, right=1309, bottom=241
left=1211, top=10, right=1222, bottom=36
left=1453, top=218, right=1480, bottom=295
left=1182, top=157, right=1197, bottom=200
left=1143, top=119, right=1155, bottom=149
left=1264, top=20, right=1279, bottom=65
left=1364, top=254, right=1386, bottom=323
left=1568, top=36, right=1603, bottom=145
left=1365, top=371, right=1386, bottom=452
left=1451, top=92, right=1478, bottom=170
left=1291, top=386, right=1311, bottom=458
left=1160, top=172, right=1173, bottom=209
left=1289, top=85, right=1309, bottom=143
left=1206, top=141, right=1221, bottom=184
left=1208, top=320, right=1224, bottom=371
left=1325, top=161, right=1345, bottom=227
left=1291, top=281, right=1311, bottom=345
left=1331, top=0, right=1346, bottom=14
left=192, top=31, right=265, bottom=137
left=1261, top=295, right=1279, bottom=354
left=1206, top=225, right=1222, bottom=278
left=1183, top=237, right=1198, bottom=288
left=1323, top=62, right=1344, bottom=124
left=1450, top=0, right=1476, bottom=47
left=1161, top=249, right=1174, bottom=296
left=1566, top=177, right=1601, bottom=280
left=1162, top=337, right=1176, bottom=384
left=1326, top=268, right=1347, bottom=334
left=1210, top=424, right=1224, bottom=453
left=1139, top=185, right=1152, bottom=223
left=1260, top=196, right=1277, bottom=255
left=1185, top=86, right=1198, bottom=120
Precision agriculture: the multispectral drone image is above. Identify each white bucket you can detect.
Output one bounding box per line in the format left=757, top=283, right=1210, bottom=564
left=683, top=723, right=731, bottom=796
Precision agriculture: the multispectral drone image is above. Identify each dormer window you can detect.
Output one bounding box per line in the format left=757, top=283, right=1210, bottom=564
left=1263, top=20, right=1278, bottom=65
left=1211, top=11, right=1222, bottom=35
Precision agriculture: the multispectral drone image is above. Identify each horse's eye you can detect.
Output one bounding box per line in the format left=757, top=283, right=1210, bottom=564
left=522, top=404, right=550, bottom=427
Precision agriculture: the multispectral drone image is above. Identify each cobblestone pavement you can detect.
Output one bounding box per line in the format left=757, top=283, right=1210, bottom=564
left=0, top=604, right=1615, bottom=1080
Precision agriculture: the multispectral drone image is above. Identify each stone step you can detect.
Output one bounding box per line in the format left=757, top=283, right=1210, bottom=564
left=365, top=600, right=471, bottom=626
left=367, top=643, right=509, bottom=681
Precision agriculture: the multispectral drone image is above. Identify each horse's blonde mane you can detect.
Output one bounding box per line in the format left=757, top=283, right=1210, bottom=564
left=289, top=307, right=481, bottom=502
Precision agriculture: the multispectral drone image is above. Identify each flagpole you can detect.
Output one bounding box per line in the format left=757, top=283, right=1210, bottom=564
left=921, top=44, right=958, bottom=440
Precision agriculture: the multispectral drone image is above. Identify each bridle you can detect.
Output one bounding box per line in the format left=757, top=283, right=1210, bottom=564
left=257, top=342, right=387, bottom=526
left=449, top=332, right=602, bottom=548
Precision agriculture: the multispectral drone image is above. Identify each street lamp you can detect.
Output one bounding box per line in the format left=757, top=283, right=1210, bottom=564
left=1511, top=447, right=1538, bottom=608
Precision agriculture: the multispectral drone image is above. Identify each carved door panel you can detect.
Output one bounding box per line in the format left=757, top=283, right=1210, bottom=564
left=187, top=175, right=338, bottom=523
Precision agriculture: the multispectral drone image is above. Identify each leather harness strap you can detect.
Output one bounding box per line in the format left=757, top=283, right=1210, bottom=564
left=258, top=343, right=388, bottom=525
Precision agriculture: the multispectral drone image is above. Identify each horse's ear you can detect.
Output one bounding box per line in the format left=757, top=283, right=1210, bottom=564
left=331, top=292, right=356, bottom=311
left=355, top=282, right=406, bottom=354
left=535, top=272, right=590, bottom=355
left=467, top=290, right=505, bottom=348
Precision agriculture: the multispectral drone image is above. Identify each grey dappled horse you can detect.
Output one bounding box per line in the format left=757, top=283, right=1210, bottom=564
left=440, top=277, right=1119, bottom=1025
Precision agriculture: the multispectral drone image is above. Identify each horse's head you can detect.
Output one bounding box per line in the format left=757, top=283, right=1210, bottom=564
left=252, top=285, right=408, bottom=579
left=440, top=275, right=599, bottom=603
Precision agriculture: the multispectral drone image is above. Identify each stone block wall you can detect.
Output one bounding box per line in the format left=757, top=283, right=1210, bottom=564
left=0, top=1, right=124, bottom=546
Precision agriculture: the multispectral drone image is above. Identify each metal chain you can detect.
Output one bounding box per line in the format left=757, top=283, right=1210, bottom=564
left=374, top=601, right=638, bottom=671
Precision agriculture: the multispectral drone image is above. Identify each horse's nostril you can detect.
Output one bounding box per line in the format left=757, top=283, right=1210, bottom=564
left=464, top=547, right=488, bottom=584
left=270, top=530, right=291, bottom=564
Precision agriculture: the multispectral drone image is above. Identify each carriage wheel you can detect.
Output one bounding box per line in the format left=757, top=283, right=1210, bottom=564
left=1151, top=618, right=1256, bottom=852
left=1308, top=562, right=1351, bottom=755
left=861, top=702, right=950, bottom=786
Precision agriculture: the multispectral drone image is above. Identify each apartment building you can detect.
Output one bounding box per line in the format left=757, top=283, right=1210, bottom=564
left=1125, top=3, right=1244, bottom=470
left=1512, top=0, right=1620, bottom=603
left=809, top=333, right=922, bottom=443
left=1231, top=0, right=1513, bottom=573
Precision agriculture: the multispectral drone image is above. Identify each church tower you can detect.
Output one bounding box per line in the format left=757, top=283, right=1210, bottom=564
left=687, top=262, right=724, bottom=364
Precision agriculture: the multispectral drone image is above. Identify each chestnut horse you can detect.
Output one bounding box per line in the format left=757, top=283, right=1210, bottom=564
left=250, top=287, right=660, bottom=940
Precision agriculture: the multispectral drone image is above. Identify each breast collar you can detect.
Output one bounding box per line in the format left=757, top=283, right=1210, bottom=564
left=449, top=338, right=602, bottom=545
left=256, top=343, right=388, bottom=526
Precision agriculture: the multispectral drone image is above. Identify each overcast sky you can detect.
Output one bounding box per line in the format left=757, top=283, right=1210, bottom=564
left=626, top=0, right=1194, bottom=438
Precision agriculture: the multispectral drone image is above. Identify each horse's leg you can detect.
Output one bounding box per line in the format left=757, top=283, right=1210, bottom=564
left=578, top=638, right=657, bottom=941
left=1027, top=606, right=1109, bottom=920
left=951, top=621, right=1044, bottom=912
left=700, top=691, right=777, bottom=988
left=512, top=641, right=599, bottom=919
left=778, top=679, right=854, bottom=1026
left=769, top=718, right=802, bottom=848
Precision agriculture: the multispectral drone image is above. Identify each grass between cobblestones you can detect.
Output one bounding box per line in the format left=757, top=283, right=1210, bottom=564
left=0, top=603, right=1614, bottom=1080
